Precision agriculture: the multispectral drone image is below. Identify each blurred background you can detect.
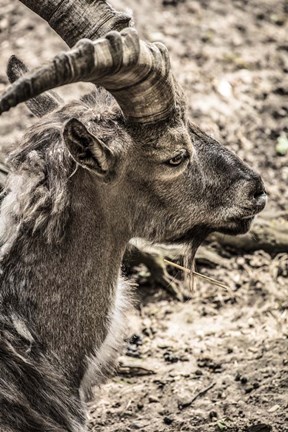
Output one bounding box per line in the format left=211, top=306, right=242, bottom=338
left=0, top=1, right=287, bottom=431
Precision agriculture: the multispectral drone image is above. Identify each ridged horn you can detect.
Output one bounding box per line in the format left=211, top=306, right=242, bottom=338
left=7, top=55, right=63, bottom=117
left=0, top=29, right=176, bottom=124
left=20, top=0, right=132, bottom=48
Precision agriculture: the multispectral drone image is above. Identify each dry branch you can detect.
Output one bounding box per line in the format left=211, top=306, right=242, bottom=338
left=178, top=382, right=216, bottom=410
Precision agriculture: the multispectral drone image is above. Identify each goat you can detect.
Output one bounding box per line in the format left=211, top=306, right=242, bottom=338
left=0, top=0, right=267, bottom=430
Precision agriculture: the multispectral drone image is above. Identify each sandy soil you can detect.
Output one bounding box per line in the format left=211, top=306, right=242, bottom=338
left=0, top=0, right=287, bottom=431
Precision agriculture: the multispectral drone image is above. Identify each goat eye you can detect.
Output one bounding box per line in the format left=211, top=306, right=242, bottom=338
left=167, top=150, right=188, bottom=166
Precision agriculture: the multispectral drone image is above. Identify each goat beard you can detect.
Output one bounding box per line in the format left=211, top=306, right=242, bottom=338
left=181, top=226, right=212, bottom=291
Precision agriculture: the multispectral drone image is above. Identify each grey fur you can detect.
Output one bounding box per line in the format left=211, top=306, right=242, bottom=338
left=0, top=313, right=86, bottom=431
left=0, top=88, right=266, bottom=430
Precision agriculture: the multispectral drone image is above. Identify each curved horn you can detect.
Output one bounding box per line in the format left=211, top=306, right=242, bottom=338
left=7, top=55, right=63, bottom=117
left=0, top=29, right=176, bottom=124
left=20, top=0, right=132, bottom=48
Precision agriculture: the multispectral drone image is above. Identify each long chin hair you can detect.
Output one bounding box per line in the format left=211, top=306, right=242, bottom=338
left=182, top=225, right=212, bottom=292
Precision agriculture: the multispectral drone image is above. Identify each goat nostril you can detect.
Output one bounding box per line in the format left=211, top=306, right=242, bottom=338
left=253, top=191, right=267, bottom=212
left=254, top=190, right=266, bottom=200
left=251, top=176, right=266, bottom=201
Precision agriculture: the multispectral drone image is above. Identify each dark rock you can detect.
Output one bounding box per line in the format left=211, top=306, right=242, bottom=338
left=129, top=334, right=143, bottom=346
left=245, top=386, right=254, bottom=394
left=163, top=416, right=174, bottom=425
left=241, top=376, right=248, bottom=384
left=209, top=410, right=218, bottom=420
left=163, top=351, right=179, bottom=363
left=197, top=357, right=222, bottom=372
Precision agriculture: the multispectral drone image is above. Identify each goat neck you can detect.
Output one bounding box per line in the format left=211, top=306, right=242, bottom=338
left=1, top=166, right=129, bottom=390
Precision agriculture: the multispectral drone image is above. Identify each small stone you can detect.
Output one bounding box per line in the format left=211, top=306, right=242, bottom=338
left=148, top=395, right=159, bottom=403
left=267, top=404, right=280, bottom=413
left=179, top=354, right=189, bottom=362
left=130, top=422, right=142, bottom=430
left=163, top=416, right=174, bottom=425
left=129, top=334, right=142, bottom=346
left=240, top=376, right=248, bottom=384
left=197, top=357, right=222, bottom=372
left=157, top=339, right=170, bottom=349
left=245, top=386, right=254, bottom=394
left=216, top=78, right=233, bottom=99
left=163, top=351, right=179, bottom=364
left=142, top=327, right=152, bottom=337
left=209, top=410, right=218, bottom=420
left=153, top=379, right=166, bottom=389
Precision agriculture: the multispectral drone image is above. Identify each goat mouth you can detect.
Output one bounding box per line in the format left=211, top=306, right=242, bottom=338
left=218, top=215, right=255, bottom=235
left=166, top=214, right=255, bottom=246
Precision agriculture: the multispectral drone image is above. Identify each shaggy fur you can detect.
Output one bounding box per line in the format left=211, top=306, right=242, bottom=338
left=0, top=90, right=120, bottom=249
left=80, top=278, right=132, bottom=401
left=0, top=89, right=128, bottom=430
left=0, top=313, right=86, bottom=431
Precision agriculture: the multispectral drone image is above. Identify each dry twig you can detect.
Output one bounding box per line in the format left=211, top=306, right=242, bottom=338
left=178, top=382, right=216, bottom=410
left=164, top=259, right=230, bottom=291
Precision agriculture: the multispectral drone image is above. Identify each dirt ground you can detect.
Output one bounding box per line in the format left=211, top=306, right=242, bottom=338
left=0, top=0, right=287, bottom=431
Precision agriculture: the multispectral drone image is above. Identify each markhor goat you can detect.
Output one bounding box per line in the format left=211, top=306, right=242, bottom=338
left=0, top=0, right=266, bottom=430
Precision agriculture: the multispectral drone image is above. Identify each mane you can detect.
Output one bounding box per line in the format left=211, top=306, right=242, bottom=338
left=0, top=88, right=121, bottom=254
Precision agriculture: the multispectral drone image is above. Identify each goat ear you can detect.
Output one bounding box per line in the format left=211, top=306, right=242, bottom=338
left=63, top=118, right=114, bottom=178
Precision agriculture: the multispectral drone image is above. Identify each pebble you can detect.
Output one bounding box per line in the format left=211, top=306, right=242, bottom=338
left=148, top=395, right=159, bottom=403
left=163, top=416, right=174, bottom=425
left=129, top=423, right=141, bottom=430
left=245, top=386, right=254, bottom=394
left=157, top=339, right=170, bottom=349
left=197, top=357, right=222, bottom=372
left=240, top=376, right=248, bottom=384
left=209, top=410, right=218, bottom=420
left=129, top=334, right=143, bottom=346
left=130, top=422, right=149, bottom=430
left=163, top=350, right=179, bottom=363
left=267, top=404, right=280, bottom=413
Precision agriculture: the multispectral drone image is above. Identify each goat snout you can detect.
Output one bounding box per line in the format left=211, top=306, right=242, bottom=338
left=247, top=175, right=267, bottom=215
